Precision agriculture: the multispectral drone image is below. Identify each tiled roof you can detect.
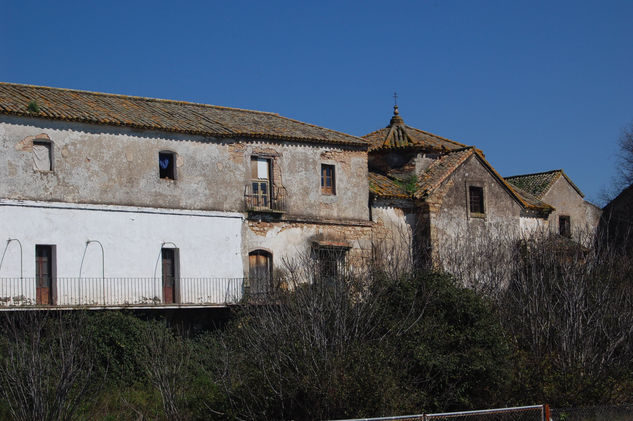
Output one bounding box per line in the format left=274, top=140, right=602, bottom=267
left=417, top=147, right=553, bottom=211
left=369, top=172, right=410, bottom=199
left=362, top=106, right=468, bottom=152
left=0, top=83, right=367, bottom=147
left=416, top=148, right=475, bottom=197
left=505, top=169, right=584, bottom=199
left=509, top=185, right=553, bottom=210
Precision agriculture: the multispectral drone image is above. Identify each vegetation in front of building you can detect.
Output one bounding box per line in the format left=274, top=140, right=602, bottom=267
left=0, top=234, right=631, bottom=420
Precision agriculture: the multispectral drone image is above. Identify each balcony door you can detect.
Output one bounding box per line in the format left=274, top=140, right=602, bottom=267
left=161, top=248, right=179, bottom=304
left=35, top=245, right=55, bottom=305
left=251, top=157, right=271, bottom=208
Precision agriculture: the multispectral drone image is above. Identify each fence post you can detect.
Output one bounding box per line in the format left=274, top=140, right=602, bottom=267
left=544, top=404, right=551, bottom=421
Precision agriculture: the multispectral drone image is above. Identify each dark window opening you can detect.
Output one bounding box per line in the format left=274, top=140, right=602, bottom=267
left=249, top=250, right=273, bottom=295
left=314, top=246, right=347, bottom=281
left=161, top=248, right=179, bottom=303
left=35, top=245, right=55, bottom=305
left=159, top=152, right=176, bottom=180
left=559, top=215, right=571, bottom=238
left=469, top=186, right=484, bottom=215
left=321, top=164, right=336, bottom=195
left=33, top=141, right=53, bottom=171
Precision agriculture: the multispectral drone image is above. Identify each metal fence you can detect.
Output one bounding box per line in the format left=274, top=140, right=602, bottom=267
left=330, top=405, right=547, bottom=421
left=551, top=404, right=633, bottom=421
left=0, top=277, right=244, bottom=307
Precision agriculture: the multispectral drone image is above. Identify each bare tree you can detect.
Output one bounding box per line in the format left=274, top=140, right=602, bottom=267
left=138, top=321, right=192, bottom=421
left=616, top=121, right=633, bottom=191
left=0, top=311, right=97, bottom=421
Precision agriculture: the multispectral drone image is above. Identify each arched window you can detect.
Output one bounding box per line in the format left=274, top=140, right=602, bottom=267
left=249, top=250, right=272, bottom=295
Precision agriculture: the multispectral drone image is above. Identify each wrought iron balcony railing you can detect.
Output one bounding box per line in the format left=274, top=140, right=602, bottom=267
left=244, top=183, right=286, bottom=213
left=0, top=277, right=244, bottom=308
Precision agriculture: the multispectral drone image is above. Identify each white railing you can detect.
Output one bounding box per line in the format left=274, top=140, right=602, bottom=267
left=0, top=277, right=244, bottom=307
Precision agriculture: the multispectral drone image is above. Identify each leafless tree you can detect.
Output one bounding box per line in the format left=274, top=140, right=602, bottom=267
left=0, top=311, right=97, bottom=421
left=616, top=121, right=633, bottom=191
left=137, top=321, right=192, bottom=421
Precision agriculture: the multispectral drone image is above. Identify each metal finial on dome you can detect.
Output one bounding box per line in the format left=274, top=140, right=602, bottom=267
left=389, top=92, right=404, bottom=126
left=393, top=92, right=399, bottom=115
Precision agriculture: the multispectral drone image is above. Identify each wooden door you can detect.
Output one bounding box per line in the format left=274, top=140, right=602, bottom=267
left=249, top=251, right=271, bottom=295
left=35, top=245, right=53, bottom=305
left=162, top=248, right=176, bottom=304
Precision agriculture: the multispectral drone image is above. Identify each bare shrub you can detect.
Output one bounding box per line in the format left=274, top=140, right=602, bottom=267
left=0, top=311, right=97, bottom=421
left=137, top=321, right=192, bottom=421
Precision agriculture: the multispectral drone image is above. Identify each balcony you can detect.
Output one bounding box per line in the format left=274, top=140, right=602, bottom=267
left=0, top=277, right=244, bottom=309
left=244, top=183, right=286, bottom=213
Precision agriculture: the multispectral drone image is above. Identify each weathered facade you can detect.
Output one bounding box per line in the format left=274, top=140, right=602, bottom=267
left=0, top=83, right=602, bottom=308
left=506, top=170, right=602, bottom=243
left=0, top=83, right=371, bottom=308
left=365, top=106, right=601, bottom=270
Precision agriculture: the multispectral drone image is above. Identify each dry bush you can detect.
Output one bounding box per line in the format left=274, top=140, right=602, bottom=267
left=0, top=311, right=98, bottom=421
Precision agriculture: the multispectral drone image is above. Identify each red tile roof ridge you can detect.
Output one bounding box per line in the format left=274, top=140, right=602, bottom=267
left=0, top=82, right=280, bottom=116
left=505, top=168, right=564, bottom=179
left=404, top=125, right=468, bottom=148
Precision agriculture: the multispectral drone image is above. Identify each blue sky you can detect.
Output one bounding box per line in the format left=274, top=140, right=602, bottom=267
left=3, top=0, right=633, bottom=203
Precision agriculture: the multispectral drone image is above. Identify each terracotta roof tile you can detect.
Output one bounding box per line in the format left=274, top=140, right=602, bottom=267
left=362, top=106, right=468, bottom=152
left=369, top=172, right=410, bottom=199
left=0, top=83, right=368, bottom=147
left=505, top=169, right=584, bottom=199
left=416, top=148, right=475, bottom=197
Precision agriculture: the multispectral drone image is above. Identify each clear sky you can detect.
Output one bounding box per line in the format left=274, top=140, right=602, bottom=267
left=3, top=0, right=633, bottom=204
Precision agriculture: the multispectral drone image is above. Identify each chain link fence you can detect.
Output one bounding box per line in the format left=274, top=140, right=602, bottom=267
left=551, top=404, right=633, bottom=421
left=330, top=405, right=547, bottom=421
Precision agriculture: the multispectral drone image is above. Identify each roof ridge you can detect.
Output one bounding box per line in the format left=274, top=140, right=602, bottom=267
left=505, top=169, right=563, bottom=179
left=405, top=125, right=468, bottom=147
left=0, top=82, right=280, bottom=116
left=274, top=114, right=367, bottom=143
left=361, top=126, right=388, bottom=139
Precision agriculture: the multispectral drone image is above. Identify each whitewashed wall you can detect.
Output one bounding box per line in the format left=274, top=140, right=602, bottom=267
left=0, top=199, right=244, bottom=306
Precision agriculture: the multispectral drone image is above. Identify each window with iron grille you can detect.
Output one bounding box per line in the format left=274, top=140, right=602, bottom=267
left=559, top=215, right=571, bottom=238
left=159, top=151, right=176, bottom=180
left=321, top=164, right=335, bottom=195
left=314, top=246, right=347, bottom=280
left=469, top=186, right=485, bottom=215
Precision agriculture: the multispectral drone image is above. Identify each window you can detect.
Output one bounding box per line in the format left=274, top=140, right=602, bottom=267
left=249, top=250, right=272, bottom=295
left=321, top=164, right=335, bottom=195
left=159, top=151, right=176, bottom=180
left=559, top=215, right=571, bottom=238
left=469, top=186, right=485, bottom=215
left=35, top=245, right=56, bottom=305
left=314, top=245, right=347, bottom=280
left=161, top=248, right=179, bottom=303
left=33, top=141, right=53, bottom=171
left=250, top=157, right=271, bottom=208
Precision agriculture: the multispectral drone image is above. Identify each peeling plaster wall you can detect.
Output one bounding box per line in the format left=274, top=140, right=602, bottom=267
left=0, top=116, right=369, bottom=221
left=428, top=155, right=522, bottom=258
left=519, top=215, right=548, bottom=233
left=541, top=177, right=602, bottom=239
left=243, top=219, right=372, bottom=276
left=370, top=202, right=417, bottom=272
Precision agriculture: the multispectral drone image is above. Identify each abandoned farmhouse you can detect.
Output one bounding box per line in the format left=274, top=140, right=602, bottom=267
left=0, top=83, right=602, bottom=308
